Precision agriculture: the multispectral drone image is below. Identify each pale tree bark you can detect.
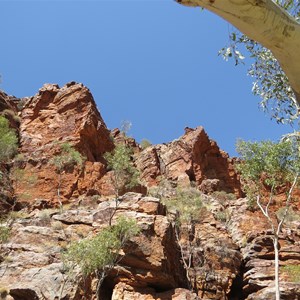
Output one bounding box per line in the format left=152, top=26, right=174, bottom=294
left=255, top=175, right=298, bottom=300
left=176, top=0, right=300, bottom=104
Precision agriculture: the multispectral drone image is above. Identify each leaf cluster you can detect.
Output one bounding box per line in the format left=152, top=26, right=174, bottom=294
left=282, top=264, right=300, bottom=283
left=162, top=187, right=204, bottom=224
left=63, top=217, right=139, bottom=277
left=236, top=139, right=300, bottom=197
left=104, top=145, right=139, bottom=195
left=219, top=0, right=300, bottom=124
left=51, top=143, right=84, bottom=173
left=0, top=225, right=10, bottom=243
left=140, top=139, right=152, bottom=150
left=0, top=116, right=18, bottom=163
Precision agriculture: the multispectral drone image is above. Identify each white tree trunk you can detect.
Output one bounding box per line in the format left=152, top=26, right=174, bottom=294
left=177, top=0, right=300, bottom=104
left=273, top=235, right=280, bottom=300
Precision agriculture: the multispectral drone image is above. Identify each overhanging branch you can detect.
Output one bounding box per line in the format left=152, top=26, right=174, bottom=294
left=176, top=0, right=300, bottom=105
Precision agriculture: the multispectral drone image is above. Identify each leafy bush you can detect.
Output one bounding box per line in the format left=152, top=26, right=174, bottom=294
left=140, top=139, right=152, bottom=150
left=276, top=207, right=300, bottom=224
left=50, top=143, right=85, bottom=210
left=104, top=145, right=139, bottom=197
left=64, top=216, right=139, bottom=277
left=236, top=140, right=299, bottom=194
left=1, top=109, right=21, bottom=123
left=0, top=225, right=10, bottom=243
left=282, top=265, right=300, bottom=283
left=211, top=191, right=236, bottom=202
left=162, top=187, right=205, bottom=224
left=0, top=116, right=18, bottom=162
left=215, top=209, right=231, bottom=224
left=51, top=143, right=84, bottom=173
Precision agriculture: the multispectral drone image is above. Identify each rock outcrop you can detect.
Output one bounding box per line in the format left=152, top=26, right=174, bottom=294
left=227, top=197, right=300, bottom=299
left=11, top=82, right=114, bottom=208
left=20, top=82, right=113, bottom=161
left=1, top=83, right=299, bottom=300
left=136, top=127, right=242, bottom=197
left=0, top=193, right=191, bottom=300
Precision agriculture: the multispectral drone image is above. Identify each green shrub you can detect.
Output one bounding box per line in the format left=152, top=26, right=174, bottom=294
left=104, top=144, right=139, bottom=197
left=276, top=207, right=300, bottom=223
left=162, top=187, right=205, bottom=224
left=0, top=116, right=18, bottom=162
left=64, top=217, right=139, bottom=277
left=91, top=195, right=101, bottom=202
left=215, top=209, right=231, bottom=224
left=0, top=226, right=10, bottom=243
left=1, top=109, right=20, bottom=123
left=140, top=139, right=152, bottom=150
left=51, top=143, right=84, bottom=173
left=212, top=191, right=236, bottom=202
left=282, top=265, right=300, bottom=282
left=50, top=143, right=85, bottom=210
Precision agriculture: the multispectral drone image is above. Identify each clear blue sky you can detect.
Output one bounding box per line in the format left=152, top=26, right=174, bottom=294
left=0, top=0, right=291, bottom=156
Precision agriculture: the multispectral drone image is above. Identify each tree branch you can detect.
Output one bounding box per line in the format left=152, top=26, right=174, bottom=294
left=176, top=0, right=300, bottom=104
left=276, top=174, right=298, bottom=236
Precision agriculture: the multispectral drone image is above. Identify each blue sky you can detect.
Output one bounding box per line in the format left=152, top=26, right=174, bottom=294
left=0, top=0, right=291, bottom=156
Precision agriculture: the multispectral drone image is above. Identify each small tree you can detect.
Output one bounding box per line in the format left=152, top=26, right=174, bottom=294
left=236, top=139, right=300, bottom=300
left=10, top=167, right=37, bottom=204
left=161, top=186, right=205, bottom=290
left=140, top=139, right=152, bottom=150
left=0, top=116, right=18, bottom=163
left=63, top=216, right=139, bottom=300
left=50, top=143, right=84, bottom=211
left=104, top=144, right=139, bottom=224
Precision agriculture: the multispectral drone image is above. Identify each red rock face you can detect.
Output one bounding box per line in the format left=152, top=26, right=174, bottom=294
left=13, top=82, right=114, bottom=207
left=136, top=127, right=242, bottom=197
left=20, top=82, right=113, bottom=161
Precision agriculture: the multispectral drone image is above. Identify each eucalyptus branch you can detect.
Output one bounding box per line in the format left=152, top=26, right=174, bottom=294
left=276, top=174, right=298, bottom=236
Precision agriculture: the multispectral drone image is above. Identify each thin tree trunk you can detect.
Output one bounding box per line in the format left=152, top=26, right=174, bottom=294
left=96, top=271, right=107, bottom=300
left=274, top=235, right=280, bottom=300
left=58, top=171, right=63, bottom=212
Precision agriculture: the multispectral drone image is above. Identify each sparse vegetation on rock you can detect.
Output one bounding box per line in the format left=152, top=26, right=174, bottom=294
left=104, top=144, right=139, bottom=224
left=0, top=116, right=18, bottom=163
left=64, top=216, right=139, bottom=300
left=236, top=139, right=300, bottom=300
left=50, top=143, right=85, bottom=211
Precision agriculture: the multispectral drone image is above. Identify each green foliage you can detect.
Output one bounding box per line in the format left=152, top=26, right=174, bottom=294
left=1, top=109, right=21, bottom=124
left=7, top=211, right=30, bottom=220
left=236, top=139, right=300, bottom=197
left=162, top=187, right=204, bottom=224
left=0, top=225, right=10, bottom=243
left=140, top=139, right=152, bottom=150
left=211, top=191, right=236, bottom=202
left=11, top=168, right=38, bottom=186
left=219, top=0, right=300, bottom=124
left=51, top=143, right=84, bottom=173
left=282, top=265, right=300, bottom=282
left=276, top=207, right=300, bottom=223
left=104, top=145, right=139, bottom=197
left=0, top=116, right=18, bottom=162
left=215, top=209, right=231, bottom=224
left=64, top=217, right=139, bottom=277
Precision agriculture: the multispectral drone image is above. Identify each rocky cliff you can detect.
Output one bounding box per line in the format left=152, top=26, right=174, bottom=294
left=0, top=83, right=299, bottom=300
